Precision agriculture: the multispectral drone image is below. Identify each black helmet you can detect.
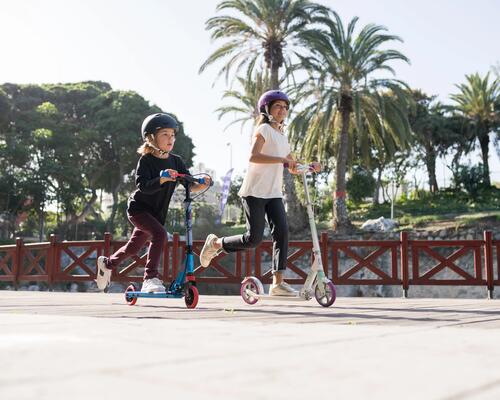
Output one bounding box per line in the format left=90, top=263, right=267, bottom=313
left=141, top=113, right=178, bottom=140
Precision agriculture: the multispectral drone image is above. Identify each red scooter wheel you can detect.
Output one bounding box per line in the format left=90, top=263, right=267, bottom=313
left=185, top=284, right=199, bottom=309
left=125, top=284, right=138, bottom=306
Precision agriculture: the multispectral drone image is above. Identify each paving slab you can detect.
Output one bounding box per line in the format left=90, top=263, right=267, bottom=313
left=0, top=291, right=499, bottom=400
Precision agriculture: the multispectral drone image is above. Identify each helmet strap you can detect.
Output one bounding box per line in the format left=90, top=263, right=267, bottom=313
left=146, top=135, right=169, bottom=156
left=264, top=106, right=285, bottom=130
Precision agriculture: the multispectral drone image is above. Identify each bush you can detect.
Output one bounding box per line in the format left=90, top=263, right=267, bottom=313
left=346, top=167, right=375, bottom=204
left=452, top=163, right=488, bottom=199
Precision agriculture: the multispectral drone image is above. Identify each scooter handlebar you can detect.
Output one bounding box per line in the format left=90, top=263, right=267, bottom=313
left=160, top=170, right=213, bottom=186
left=283, top=162, right=318, bottom=173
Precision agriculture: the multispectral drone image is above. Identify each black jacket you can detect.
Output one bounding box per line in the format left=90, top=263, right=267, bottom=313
left=127, top=153, right=190, bottom=224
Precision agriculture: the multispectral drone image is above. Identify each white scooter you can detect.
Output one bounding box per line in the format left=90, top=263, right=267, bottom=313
left=240, top=163, right=336, bottom=307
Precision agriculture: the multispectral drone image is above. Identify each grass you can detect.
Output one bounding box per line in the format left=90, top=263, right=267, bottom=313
left=345, top=187, right=500, bottom=231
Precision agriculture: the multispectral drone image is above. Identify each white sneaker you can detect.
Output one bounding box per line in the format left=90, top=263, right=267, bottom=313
left=200, top=233, right=222, bottom=268
left=95, top=256, right=111, bottom=291
left=269, top=282, right=298, bottom=297
left=141, top=277, right=166, bottom=293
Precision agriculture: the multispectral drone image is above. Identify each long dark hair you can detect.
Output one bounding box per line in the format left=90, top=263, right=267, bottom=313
left=256, top=113, right=271, bottom=127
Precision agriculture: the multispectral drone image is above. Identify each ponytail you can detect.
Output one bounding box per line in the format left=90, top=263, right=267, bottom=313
left=137, top=134, right=156, bottom=155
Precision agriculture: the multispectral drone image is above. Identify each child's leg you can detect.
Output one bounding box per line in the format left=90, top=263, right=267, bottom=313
left=200, top=197, right=266, bottom=268
left=220, top=196, right=267, bottom=252
left=265, top=199, right=289, bottom=286
left=126, top=213, right=167, bottom=280
left=106, top=226, right=150, bottom=269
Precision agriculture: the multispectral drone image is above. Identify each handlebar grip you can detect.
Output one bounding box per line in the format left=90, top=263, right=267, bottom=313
left=197, top=177, right=214, bottom=186
left=160, top=170, right=179, bottom=179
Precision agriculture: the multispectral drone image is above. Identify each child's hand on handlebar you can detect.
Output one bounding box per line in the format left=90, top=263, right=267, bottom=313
left=202, top=176, right=212, bottom=187
left=311, top=162, right=321, bottom=173
left=282, top=158, right=298, bottom=173
left=160, top=169, right=178, bottom=183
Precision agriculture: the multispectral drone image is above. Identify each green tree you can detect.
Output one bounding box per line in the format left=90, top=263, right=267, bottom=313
left=408, top=91, right=465, bottom=193
left=0, top=82, right=195, bottom=239
left=291, top=13, right=412, bottom=230
left=450, top=72, right=500, bottom=186
left=346, top=167, right=375, bottom=204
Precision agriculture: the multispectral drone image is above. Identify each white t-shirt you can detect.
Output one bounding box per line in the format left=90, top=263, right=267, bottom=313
left=238, top=123, right=291, bottom=199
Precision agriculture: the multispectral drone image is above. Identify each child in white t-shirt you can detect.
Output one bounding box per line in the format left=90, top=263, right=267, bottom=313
left=200, top=90, right=301, bottom=296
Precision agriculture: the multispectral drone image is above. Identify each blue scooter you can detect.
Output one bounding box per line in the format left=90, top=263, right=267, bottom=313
left=124, top=170, right=212, bottom=309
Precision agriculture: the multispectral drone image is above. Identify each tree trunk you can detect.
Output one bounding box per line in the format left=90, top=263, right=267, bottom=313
left=333, top=94, right=353, bottom=232
left=372, top=167, right=383, bottom=205
left=38, top=207, right=44, bottom=242
left=108, top=188, right=119, bottom=233
left=425, top=145, right=439, bottom=193
left=478, top=132, right=491, bottom=186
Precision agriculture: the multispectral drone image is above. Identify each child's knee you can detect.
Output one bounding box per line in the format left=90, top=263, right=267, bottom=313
left=245, top=232, right=263, bottom=247
left=152, top=228, right=167, bottom=243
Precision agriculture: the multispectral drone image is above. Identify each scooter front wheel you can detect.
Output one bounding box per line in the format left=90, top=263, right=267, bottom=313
left=240, top=277, right=261, bottom=305
left=125, top=284, right=138, bottom=306
left=184, top=283, right=199, bottom=309
left=315, top=281, right=336, bottom=307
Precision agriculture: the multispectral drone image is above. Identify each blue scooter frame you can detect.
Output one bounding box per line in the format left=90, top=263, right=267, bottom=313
left=124, top=172, right=211, bottom=309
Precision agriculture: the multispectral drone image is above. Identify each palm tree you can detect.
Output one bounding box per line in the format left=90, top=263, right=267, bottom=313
left=216, top=71, right=272, bottom=133
left=450, top=72, right=500, bottom=186
left=291, top=13, right=412, bottom=231
left=200, top=0, right=330, bottom=232
left=199, top=0, right=329, bottom=88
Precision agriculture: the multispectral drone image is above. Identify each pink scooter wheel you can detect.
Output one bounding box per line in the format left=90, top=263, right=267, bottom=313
left=240, top=278, right=260, bottom=305
left=315, top=281, right=336, bottom=307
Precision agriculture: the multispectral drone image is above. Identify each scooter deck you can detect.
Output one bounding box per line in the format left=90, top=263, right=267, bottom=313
left=245, top=290, right=311, bottom=302
left=126, top=291, right=184, bottom=299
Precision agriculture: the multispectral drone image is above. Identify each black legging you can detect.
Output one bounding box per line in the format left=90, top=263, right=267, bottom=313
left=222, top=196, right=288, bottom=273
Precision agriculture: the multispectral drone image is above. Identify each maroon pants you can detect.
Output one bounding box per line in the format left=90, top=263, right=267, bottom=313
left=105, top=212, right=166, bottom=280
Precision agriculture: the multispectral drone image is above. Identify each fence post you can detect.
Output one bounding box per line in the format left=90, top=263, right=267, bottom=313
left=321, top=232, right=329, bottom=278
left=48, top=234, right=57, bottom=291
left=103, top=232, right=112, bottom=257
left=103, top=232, right=113, bottom=280
left=484, top=231, right=494, bottom=299
left=13, top=237, right=23, bottom=290
left=400, top=231, right=409, bottom=298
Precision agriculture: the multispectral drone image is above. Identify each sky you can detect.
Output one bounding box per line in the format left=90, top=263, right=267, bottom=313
left=1, top=0, right=499, bottom=187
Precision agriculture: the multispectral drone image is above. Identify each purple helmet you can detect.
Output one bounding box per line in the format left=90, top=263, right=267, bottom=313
left=257, top=90, right=290, bottom=113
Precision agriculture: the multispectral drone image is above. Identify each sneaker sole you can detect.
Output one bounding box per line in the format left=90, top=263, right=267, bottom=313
left=96, top=257, right=111, bottom=290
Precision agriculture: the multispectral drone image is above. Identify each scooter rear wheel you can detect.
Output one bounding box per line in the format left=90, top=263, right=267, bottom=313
left=240, top=277, right=261, bottom=305
left=125, top=284, right=138, bottom=306
left=315, top=281, right=336, bottom=307
left=185, top=283, right=199, bottom=309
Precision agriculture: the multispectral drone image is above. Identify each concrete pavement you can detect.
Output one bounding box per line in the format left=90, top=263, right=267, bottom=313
left=0, top=291, right=499, bottom=400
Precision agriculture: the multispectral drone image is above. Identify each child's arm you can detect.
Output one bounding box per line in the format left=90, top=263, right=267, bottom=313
left=135, top=158, right=165, bottom=194
left=249, top=134, right=296, bottom=166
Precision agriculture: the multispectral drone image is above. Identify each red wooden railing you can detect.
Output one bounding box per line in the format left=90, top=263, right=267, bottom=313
left=0, top=231, right=498, bottom=298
